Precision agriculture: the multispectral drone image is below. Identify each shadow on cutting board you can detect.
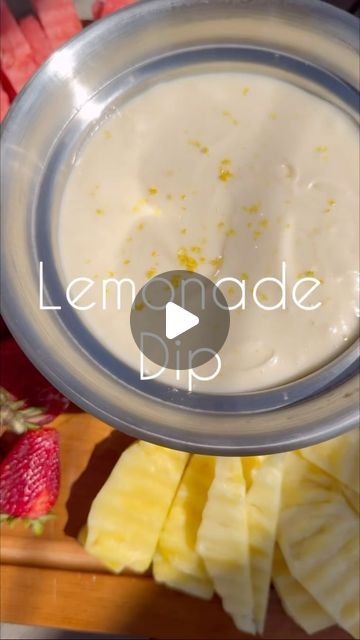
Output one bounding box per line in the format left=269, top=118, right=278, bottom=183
left=64, top=429, right=133, bottom=539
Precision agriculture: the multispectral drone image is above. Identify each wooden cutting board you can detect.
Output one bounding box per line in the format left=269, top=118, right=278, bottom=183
left=0, top=413, right=350, bottom=639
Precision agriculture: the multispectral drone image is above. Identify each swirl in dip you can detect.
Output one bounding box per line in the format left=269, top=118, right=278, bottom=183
left=59, top=73, right=359, bottom=392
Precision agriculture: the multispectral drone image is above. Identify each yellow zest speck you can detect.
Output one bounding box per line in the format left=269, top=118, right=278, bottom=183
left=221, top=159, right=231, bottom=166
left=135, top=302, right=145, bottom=311
left=181, top=206, right=187, bottom=212
left=166, top=193, right=173, bottom=201
left=191, top=246, right=202, bottom=254
left=108, top=271, right=115, bottom=277
left=180, top=194, right=187, bottom=201
left=268, top=112, right=277, bottom=120
left=247, top=222, right=253, bottom=229
left=314, top=145, right=328, bottom=153
left=217, top=221, right=225, bottom=229
left=225, top=228, right=236, bottom=237
left=123, top=259, right=130, bottom=265
left=242, top=87, right=250, bottom=96
left=96, top=208, right=104, bottom=216
left=218, top=167, right=234, bottom=182
left=188, top=139, right=210, bottom=155
left=104, top=130, right=112, bottom=139
left=148, top=187, right=158, bottom=196
left=84, top=258, right=92, bottom=265
left=132, top=197, right=148, bottom=213
left=259, top=218, right=269, bottom=228
left=210, top=256, right=223, bottom=268
left=240, top=272, right=249, bottom=281
left=137, top=223, right=145, bottom=231
left=126, top=236, right=133, bottom=242
left=177, top=248, right=198, bottom=271
left=258, top=292, right=268, bottom=302
left=324, top=198, right=336, bottom=213
left=165, top=169, right=174, bottom=177
left=285, top=223, right=291, bottom=229
left=151, top=250, right=158, bottom=257
left=146, top=268, right=157, bottom=279
left=222, top=110, right=239, bottom=125
left=253, top=230, right=262, bottom=240
left=227, top=286, right=235, bottom=295
left=199, top=257, right=206, bottom=263
left=180, top=228, right=187, bottom=235
left=243, top=202, right=261, bottom=214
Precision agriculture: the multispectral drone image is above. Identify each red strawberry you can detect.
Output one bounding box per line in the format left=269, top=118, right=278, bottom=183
left=0, top=337, right=74, bottom=428
left=0, top=388, right=54, bottom=434
left=0, top=427, right=60, bottom=534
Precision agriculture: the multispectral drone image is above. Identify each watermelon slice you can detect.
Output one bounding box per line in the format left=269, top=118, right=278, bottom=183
left=92, top=0, right=103, bottom=19
left=94, top=0, right=138, bottom=18
left=0, top=1, right=37, bottom=93
left=0, top=84, right=10, bottom=122
left=19, top=15, right=53, bottom=67
left=31, top=0, right=82, bottom=49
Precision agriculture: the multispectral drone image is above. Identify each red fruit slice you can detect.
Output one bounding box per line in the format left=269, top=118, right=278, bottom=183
left=0, top=427, right=60, bottom=526
left=0, top=67, right=16, bottom=101
left=98, top=0, right=138, bottom=17
left=19, top=15, right=53, bottom=67
left=0, top=84, right=10, bottom=122
left=31, top=0, right=82, bottom=49
left=92, top=0, right=103, bottom=19
left=0, top=337, right=72, bottom=420
left=0, top=0, right=37, bottom=93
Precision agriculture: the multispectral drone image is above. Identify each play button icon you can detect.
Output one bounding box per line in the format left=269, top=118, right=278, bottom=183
left=130, top=270, right=230, bottom=371
left=166, top=302, right=199, bottom=340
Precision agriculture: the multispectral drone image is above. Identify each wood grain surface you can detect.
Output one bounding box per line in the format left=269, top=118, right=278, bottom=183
left=0, top=414, right=351, bottom=638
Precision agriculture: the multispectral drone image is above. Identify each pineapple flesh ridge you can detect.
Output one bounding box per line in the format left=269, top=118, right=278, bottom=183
left=278, top=453, right=360, bottom=639
left=272, top=546, right=334, bottom=634
left=85, top=441, right=189, bottom=573
left=247, top=453, right=285, bottom=633
left=300, top=429, right=360, bottom=493
left=153, top=454, right=215, bottom=599
left=196, top=457, right=256, bottom=635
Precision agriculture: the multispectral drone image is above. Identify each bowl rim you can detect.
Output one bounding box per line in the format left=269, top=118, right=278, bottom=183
left=1, top=0, right=359, bottom=454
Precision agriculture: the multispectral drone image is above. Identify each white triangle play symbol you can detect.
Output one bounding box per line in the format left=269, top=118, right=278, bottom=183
left=166, top=302, right=199, bottom=340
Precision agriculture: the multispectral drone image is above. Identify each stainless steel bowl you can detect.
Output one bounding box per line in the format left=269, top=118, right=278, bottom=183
left=1, top=0, right=359, bottom=454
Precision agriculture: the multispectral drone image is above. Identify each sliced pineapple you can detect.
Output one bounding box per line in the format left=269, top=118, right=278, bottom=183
left=78, top=525, right=88, bottom=546
left=153, top=551, right=213, bottom=599
left=272, top=546, right=333, bottom=634
left=153, top=454, right=215, bottom=599
left=247, top=453, right=285, bottom=633
left=85, top=441, right=188, bottom=573
left=278, top=453, right=360, bottom=639
left=196, top=457, right=255, bottom=635
left=340, top=483, right=360, bottom=514
left=300, top=429, right=359, bottom=493
left=242, top=455, right=265, bottom=490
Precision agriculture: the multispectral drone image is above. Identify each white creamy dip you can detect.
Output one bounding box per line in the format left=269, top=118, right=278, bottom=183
left=59, top=73, right=359, bottom=392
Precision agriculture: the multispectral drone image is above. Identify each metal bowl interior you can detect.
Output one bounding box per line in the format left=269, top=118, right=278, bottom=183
left=1, top=0, right=359, bottom=454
